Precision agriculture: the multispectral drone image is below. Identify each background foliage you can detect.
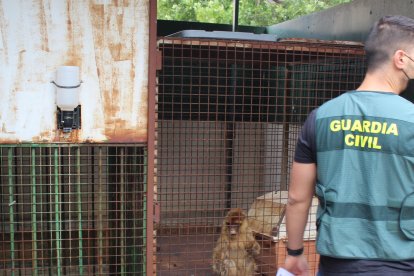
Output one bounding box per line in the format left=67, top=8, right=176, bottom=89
left=158, top=0, right=352, bottom=26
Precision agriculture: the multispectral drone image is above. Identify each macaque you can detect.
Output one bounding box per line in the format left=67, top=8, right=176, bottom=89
left=212, top=208, right=261, bottom=276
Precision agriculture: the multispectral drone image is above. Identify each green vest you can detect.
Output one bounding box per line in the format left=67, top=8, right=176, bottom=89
left=315, top=91, right=414, bottom=260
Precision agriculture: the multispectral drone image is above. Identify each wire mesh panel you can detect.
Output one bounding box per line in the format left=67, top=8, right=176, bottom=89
left=0, top=144, right=146, bottom=275
left=155, top=37, right=366, bottom=276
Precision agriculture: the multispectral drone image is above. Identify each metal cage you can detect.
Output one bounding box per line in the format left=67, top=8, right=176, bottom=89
left=155, top=37, right=366, bottom=275
left=0, top=144, right=147, bottom=275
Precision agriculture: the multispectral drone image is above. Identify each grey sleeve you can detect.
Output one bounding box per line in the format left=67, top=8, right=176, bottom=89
left=294, top=109, right=317, bottom=164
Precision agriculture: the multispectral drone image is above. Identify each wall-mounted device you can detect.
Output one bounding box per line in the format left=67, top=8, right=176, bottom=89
left=52, top=66, right=82, bottom=133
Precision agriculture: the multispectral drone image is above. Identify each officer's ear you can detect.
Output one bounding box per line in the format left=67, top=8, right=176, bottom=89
left=394, top=50, right=406, bottom=69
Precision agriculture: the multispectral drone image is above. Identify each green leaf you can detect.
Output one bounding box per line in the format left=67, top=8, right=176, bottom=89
left=157, top=0, right=352, bottom=26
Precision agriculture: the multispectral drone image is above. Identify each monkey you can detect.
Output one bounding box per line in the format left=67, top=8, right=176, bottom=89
left=212, top=208, right=261, bottom=276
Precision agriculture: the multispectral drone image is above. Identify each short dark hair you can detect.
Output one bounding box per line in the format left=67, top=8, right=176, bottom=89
left=365, top=15, right=414, bottom=71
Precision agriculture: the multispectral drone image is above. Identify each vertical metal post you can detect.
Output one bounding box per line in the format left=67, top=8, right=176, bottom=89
left=67, top=148, right=73, bottom=271
left=129, top=148, right=141, bottom=274
left=90, top=147, right=97, bottom=275
left=54, top=148, right=62, bottom=276
left=38, top=147, right=44, bottom=270
left=31, top=148, right=38, bottom=276
left=76, top=147, right=84, bottom=275
left=225, top=64, right=237, bottom=209
left=232, top=0, right=239, bottom=32
left=120, top=147, right=126, bottom=275
left=147, top=0, right=157, bottom=274
left=8, top=148, right=16, bottom=276
left=143, top=148, right=147, bottom=275
left=280, top=68, right=291, bottom=191
left=46, top=148, right=53, bottom=276
left=108, top=147, right=118, bottom=274
left=97, top=147, right=104, bottom=275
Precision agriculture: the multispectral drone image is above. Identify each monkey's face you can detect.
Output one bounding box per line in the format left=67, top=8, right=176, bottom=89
left=223, top=208, right=246, bottom=239
left=226, top=220, right=241, bottom=238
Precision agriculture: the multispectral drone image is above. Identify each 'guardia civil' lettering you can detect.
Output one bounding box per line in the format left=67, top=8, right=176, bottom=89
left=329, top=119, right=399, bottom=136
left=329, top=119, right=399, bottom=150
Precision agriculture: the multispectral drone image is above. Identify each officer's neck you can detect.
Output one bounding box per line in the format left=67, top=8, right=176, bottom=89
left=356, top=68, right=405, bottom=95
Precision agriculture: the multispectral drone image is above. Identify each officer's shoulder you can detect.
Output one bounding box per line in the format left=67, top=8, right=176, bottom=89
left=319, top=91, right=351, bottom=109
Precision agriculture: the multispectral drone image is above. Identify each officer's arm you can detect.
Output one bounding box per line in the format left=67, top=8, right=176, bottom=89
left=286, top=161, right=316, bottom=251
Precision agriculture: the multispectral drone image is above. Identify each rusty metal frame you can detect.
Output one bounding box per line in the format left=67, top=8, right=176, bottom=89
left=153, top=36, right=366, bottom=275
left=146, top=0, right=158, bottom=275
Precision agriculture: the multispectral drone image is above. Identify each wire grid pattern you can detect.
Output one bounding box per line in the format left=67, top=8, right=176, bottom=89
left=0, top=144, right=146, bottom=275
left=155, top=38, right=366, bottom=276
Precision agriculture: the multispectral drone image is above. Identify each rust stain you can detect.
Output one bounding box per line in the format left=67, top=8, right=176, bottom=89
left=139, top=84, right=148, bottom=129
left=0, top=2, right=8, bottom=59
left=15, top=129, right=83, bottom=143
left=90, top=4, right=105, bottom=42
left=11, top=90, right=17, bottom=112
left=64, top=53, right=82, bottom=67
left=31, top=130, right=57, bottom=143
left=89, top=1, right=105, bottom=108
left=54, top=129, right=82, bottom=143
left=113, top=0, right=131, bottom=7
left=0, top=140, right=21, bottom=144
left=13, top=50, right=26, bottom=92
left=91, top=1, right=139, bottom=141
left=108, top=8, right=133, bottom=61
left=162, top=37, right=365, bottom=55
left=104, top=118, right=146, bottom=142
left=106, top=11, right=125, bottom=61
left=66, top=1, right=72, bottom=36
left=90, top=2, right=105, bottom=92
left=116, top=10, right=124, bottom=32
left=103, top=87, right=121, bottom=118
left=0, top=127, right=147, bottom=145
left=64, top=1, right=82, bottom=67
left=106, top=131, right=147, bottom=143
left=0, top=130, right=77, bottom=144
left=90, top=2, right=112, bottom=142
left=109, top=42, right=122, bottom=61
left=278, top=37, right=364, bottom=47
left=129, top=60, right=135, bottom=80
left=39, top=0, right=49, bottom=52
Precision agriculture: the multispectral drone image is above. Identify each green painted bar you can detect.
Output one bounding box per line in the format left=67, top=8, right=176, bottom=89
left=31, top=148, right=38, bottom=276
left=0, top=144, right=147, bottom=274
left=47, top=153, right=55, bottom=276
left=8, top=148, right=16, bottom=276
left=54, top=148, right=62, bottom=276
left=76, top=147, right=84, bottom=275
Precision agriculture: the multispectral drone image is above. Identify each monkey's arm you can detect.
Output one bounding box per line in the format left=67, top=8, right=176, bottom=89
left=245, top=230, right=261, bottom=256
left=212, top=243, right=222, bottom=262
left=251, top=240, right=260, bottom=256
left=212, top=237, right=228, bottom=274
left=246, top=240, right=261, bottom=257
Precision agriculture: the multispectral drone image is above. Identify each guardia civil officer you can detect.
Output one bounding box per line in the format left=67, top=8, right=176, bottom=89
left=283, top=15, right=414, bottom=275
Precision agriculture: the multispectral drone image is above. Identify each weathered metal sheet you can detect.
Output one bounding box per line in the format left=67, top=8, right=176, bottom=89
left=0, top=0, right=149, bottom=143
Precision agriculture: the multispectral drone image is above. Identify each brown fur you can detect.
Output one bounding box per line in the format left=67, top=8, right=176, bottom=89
left=212, top=208, right=261, bottom=276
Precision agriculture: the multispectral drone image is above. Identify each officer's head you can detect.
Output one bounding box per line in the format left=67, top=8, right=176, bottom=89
left=365, top=15, right=414, bottom=82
